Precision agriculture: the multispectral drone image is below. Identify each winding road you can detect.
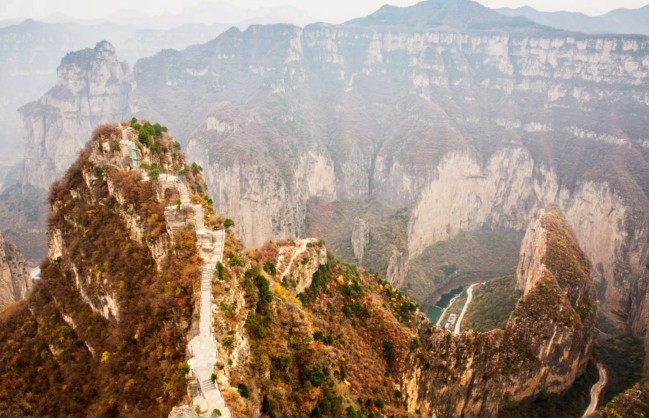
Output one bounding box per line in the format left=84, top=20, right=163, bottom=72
left=454, top=283, right=479, bottom=334
left=436, top=291, right=463, bottom=327
left=278, top=239, right=310, bottom=280
left=583, top=363, right=608, bottom=417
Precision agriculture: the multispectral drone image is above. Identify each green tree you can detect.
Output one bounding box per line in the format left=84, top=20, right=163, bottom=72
left=216, top=261, right=224, bottom=281
left=237, top=383, right=250, bottom=398
left=263, top=260, right=276, bottom=276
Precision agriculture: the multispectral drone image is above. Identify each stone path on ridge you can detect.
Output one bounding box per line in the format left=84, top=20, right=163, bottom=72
left=159, top=173, right=230, bottom=417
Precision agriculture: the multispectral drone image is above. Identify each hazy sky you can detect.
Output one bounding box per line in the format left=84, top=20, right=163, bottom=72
left=2, top=0, right=649, bottom=22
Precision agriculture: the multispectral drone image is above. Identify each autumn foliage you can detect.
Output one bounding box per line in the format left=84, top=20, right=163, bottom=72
left=224, top=247, right=420, bottom=417
left=0, top=127, right=200, bottom=417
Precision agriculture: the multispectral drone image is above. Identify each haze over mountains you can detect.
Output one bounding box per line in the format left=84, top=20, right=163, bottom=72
left=130, top=0, right=649, bottom=331
left=10, top=0, right=649, bottom=327
left=347, top=0, right=541, bottom=29
left=498, top=5, right=649, bottom=35
left=2, top=0, right=649, bottom=168
left=0, top=2, right=313, bottom=170
left=1, top=0, right=649, bottom=416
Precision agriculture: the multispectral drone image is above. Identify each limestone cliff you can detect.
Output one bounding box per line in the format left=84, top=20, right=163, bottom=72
left=405, top=208, right=597, bottom=416
left=351, top=217, right=370, bottom=264
left=0, top=122, right=213, bottom=417
left=407, top=149, right=628, bottom=329
left=20, top=40, right=132, bottom=190
left=130, top=2, right=649, bottom=362
left=0, top=122, right=600, bottom=417
left=0, top=233, right=31, bottom=309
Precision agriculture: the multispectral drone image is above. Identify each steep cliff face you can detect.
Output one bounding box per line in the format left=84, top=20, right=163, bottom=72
left=132, top=6, right=649, bottom=353
left=184, top=112, right=337, bottom=247
left=351, top=217, right=370, bottom=264
left=0, top=122, right=211, bottom=417
left=405, top=208, right=596, bottom=416
left=0, top=233, right=31, bottom=309
left=0, top=123, right=599, bottom=417
left=407, top=149, right=628, bottom=330
left=20, top=41, right=132, bottom=190
left=206, top=207, right=595, bottom=417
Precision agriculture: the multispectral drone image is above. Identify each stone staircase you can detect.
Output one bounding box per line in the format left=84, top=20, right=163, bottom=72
left=158, top=172, right=231, bottom=418
left=201, top=378, right=216, bottom=392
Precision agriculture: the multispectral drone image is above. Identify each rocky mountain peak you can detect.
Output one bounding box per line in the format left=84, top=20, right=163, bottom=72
left=60, top=40, right=118, bottom=69
left=20, top=41, right=132, bottom=190
left=0, top=120, right=218, bottom=416
left=408, top=207, right=596, bottom=416
left=346, top=0, right=540, bottom=30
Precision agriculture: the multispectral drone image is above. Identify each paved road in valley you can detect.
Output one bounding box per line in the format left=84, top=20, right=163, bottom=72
left=583, top=363, right=608, bottom=417
left=454, top=283, right=479, bottom=334
left=436, top=292, right=463, bottom=327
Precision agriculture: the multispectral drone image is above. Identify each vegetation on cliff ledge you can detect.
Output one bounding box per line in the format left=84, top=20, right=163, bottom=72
left=596, top=380, right=649, bottom=418
left=213, top=233, right=421, bottom=417
left=0, top=121, right=601, bottom=418
left=0, top=122, right=203, bottom=417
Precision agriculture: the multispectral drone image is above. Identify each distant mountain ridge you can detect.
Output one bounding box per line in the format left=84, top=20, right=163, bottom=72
left=497, top=4, right=649, bottom=35
left=42, top=1, right=314, bottom=30
left=0, top=3, right=313, bottom=169
left=347, top=0, right=542, bottom=30
left=127, top=0, right=649, bottom=380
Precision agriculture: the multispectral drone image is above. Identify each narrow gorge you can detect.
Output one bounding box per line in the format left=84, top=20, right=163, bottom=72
left=3, top=1, right=649, bottom=415
left=128, top=0, right=649, bottom=367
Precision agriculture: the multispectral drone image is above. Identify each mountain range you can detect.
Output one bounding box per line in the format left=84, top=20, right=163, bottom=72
left=0, top=2, right=314, bottom=172
left=0, top=121, right=601, bottom=417
left=348, top=0, right=543, bottom=30
left=498, top=5, right=649, bottom=35
left=1, top=0, right=649, bottom=415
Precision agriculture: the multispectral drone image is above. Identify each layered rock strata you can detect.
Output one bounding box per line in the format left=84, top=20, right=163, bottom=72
left=0, top=232, right=32, bottom=308
left=20, top=41, right=132, bottom=190
left=406, top=208, right=597, bottom=416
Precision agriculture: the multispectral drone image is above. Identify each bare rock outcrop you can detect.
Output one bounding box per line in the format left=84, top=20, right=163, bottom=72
left=351, top=217, right=370, bottom=264
left=147, top=18, right=649, bottom=358
left=386, top=249, right=408, bottom=288
left=276, top=238, right=327, bottom=294
left=406, top=208, right=597, bottom=416
left=20, top=41, right=132, bottom=190
left=0, top=232, right=31, bottom=308
left=168, top=406, right=198, bottom=418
